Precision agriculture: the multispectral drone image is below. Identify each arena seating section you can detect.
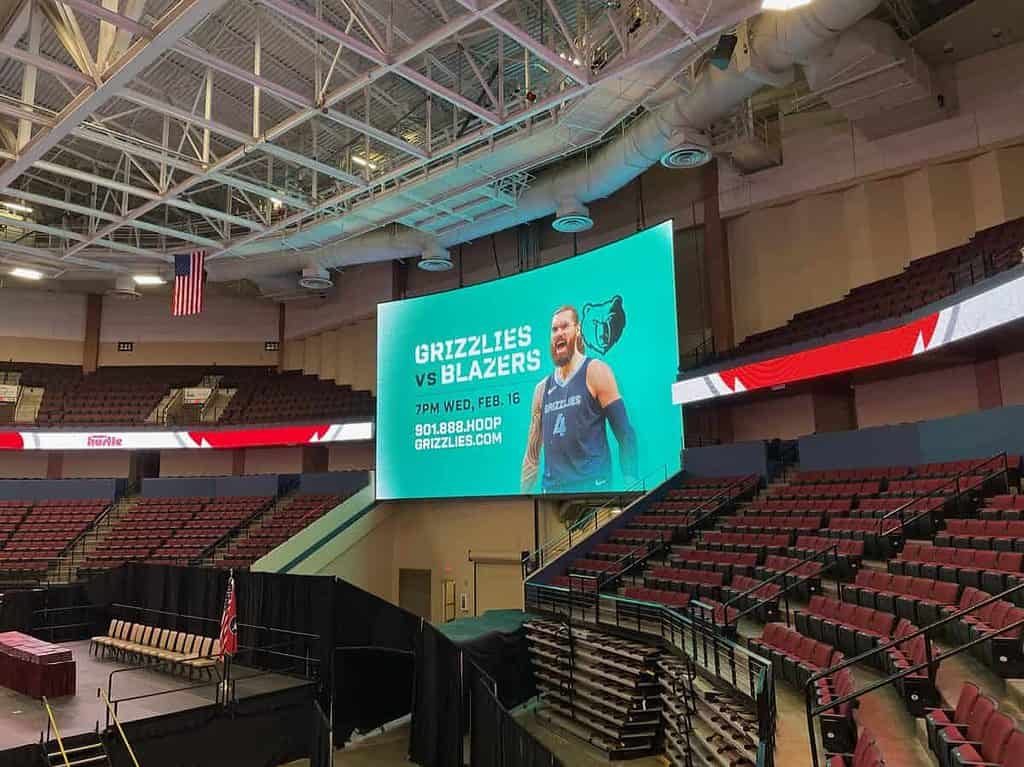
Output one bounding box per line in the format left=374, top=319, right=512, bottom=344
left=78, top=495, right=272, bottom=572
left=535, top=447, right=1024, bottom=755
left=214, top=493, right=344, bottom=569
left=714, top=216, right=1024, bottom=362
left=0, top=499, right=108, bottom=579
left=0, top=364, right=374, bottom=426
left=218, top=372, right=374, bottom=424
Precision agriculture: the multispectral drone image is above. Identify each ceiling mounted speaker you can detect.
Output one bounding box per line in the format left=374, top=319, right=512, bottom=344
left=418, top=245, right=453, bottom=271
left=298, top=265, right=333, bottom=290
left=106, top=276, right=141, bottom=301
left=552, top=198, right=593, bottom=233
left=710, top=33, right=738, bottom=70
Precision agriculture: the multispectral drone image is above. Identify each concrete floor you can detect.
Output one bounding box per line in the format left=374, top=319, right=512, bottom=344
left=0, top=639, right=310, bottom=752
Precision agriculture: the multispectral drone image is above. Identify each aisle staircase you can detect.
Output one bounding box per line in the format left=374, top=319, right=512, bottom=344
left=199, top=488, right=301, bottom=567
left=15, top=386, right=44, bottom=424
left=45, top=495, right=137, bottom=584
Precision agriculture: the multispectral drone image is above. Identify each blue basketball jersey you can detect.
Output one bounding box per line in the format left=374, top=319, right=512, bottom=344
left=540, top=357, right=612, bottom=492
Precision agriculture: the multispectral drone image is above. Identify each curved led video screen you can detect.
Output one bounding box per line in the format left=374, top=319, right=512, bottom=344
left=376, top=221, right=683, bottom=499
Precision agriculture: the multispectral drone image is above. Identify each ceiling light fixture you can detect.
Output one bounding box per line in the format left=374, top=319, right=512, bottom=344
left=761, top=0, right=813, bottom=10
left=1, top=201, right=32, bottom=214
left=270, top=197, right=283, bottom=209
left=133, top=275, right=165, bottom=286
left=10, top=267, right=43, bottom=280
left=351, top=155, right=378, bottom=171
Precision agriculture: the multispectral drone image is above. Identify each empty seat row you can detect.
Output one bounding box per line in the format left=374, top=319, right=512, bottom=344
left=936, top=519, right=1024, bottom=551
left=668, top=548, right=757, bottom=577
left=927, top=681, right=1024, bottom=767
left=770, top=482, right=880, bottom=499
left=795, top=596, right=895, bottom=662
left=644, top=567, right=724, bottom=600
left=843, top=570, right=960, bottom=626
left=91, top=620, right=221, bottom=679
left=946, top=588, right=1024, bottom=678
left=890, top=543, right=1022, bottom=592
left=749, top=623, right=844, bottom=688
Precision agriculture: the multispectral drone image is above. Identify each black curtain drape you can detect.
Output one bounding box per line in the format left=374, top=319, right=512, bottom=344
left=468, top=661, right=562, bottom=767
left=458, top=627, right=536, bottom=710
left=331, top=577, right=420, bottom=745
left=106, top=685, right=314, bottom=767
left=409, top=623, right=465, bottom=767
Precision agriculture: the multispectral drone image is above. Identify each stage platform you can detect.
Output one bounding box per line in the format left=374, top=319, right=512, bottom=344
left=0, top=639, right=310, bottom=752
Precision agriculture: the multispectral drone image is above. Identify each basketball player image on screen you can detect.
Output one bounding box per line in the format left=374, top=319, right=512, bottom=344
left=520, top=305, right=638, bottom=493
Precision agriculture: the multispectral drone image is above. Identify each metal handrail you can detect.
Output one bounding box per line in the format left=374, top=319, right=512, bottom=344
left=98, top=688, right=141, bottom=767
left=41, top=696, right=71, bottom=767
left=875, top=453, right=1009, bottom=541
left=802, top=577, right=1024, bottom=767
left=522, top=463, right=671, bottom=578
left=525, top=582, right=777, bottom=766
left=721, top=543, right=838, bottom=614
left=729, top=548, right=840, bottom=627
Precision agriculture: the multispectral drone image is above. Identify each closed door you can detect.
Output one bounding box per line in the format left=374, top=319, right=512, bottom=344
left=399, top=569, right=432, bottom=621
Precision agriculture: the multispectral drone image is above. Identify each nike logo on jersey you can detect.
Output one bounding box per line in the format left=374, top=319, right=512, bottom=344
left=547, top=386, right=557, bottom=395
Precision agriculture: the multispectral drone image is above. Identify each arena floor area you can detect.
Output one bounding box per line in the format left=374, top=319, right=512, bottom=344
left=0, top=639, right=309, bottom=752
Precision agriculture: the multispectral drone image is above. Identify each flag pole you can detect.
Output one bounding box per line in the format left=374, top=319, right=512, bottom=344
left=222, top=569, right=233, bottom=706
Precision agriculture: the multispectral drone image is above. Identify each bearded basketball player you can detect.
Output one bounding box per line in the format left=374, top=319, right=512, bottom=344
left=520, top=305, right=638, bottom=493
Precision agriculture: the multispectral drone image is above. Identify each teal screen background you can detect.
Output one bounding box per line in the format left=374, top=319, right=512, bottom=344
left=375, top=221, right=682, bottom=499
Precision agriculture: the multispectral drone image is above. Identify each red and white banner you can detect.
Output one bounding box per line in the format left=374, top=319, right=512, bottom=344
left=0, top=422, right=373, bottom=451
left=673, top=271, right=1024, bottom=405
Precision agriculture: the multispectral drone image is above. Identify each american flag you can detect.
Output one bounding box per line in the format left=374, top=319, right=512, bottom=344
left=219, top=572, right=238, bottom=657
left=172, top=250, right=206, bottom=316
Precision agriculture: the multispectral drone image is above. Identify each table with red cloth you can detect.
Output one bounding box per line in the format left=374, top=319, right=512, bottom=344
left=0, top=631, right=76, bottom=697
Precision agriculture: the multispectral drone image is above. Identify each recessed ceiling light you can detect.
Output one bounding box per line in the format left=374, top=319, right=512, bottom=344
left=761, top=0, right=813, bottom=9
left=10, top=267, right=43, bottom=280
left=351, top=155, right=378, bottom=171
left=1, top=201, right=32, bottom=214
left=133, top=275, right=165, bottom=285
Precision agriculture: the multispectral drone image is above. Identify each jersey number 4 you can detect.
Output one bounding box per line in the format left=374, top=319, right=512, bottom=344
left=553, top=412, right=566, bottom=437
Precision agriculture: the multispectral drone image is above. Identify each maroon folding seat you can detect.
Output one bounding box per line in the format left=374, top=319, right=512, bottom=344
left=949, top=712, right=1016, bottom=767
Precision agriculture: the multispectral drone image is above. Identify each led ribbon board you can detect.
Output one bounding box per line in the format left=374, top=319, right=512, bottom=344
left=673, top=270, right=1024, bottom=405
left=376, top=221, right=683, bottom=499
left=0, top=422, right=373, bottom=450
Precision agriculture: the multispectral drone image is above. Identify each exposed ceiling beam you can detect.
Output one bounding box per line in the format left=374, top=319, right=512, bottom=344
left=1, top=0, right=32, bottom=47
left=60, top=0, right=511, bottom=260
left=0, top=0, right=231, bottom=189
left=452, top=0, right=591, bottom=85
left=55, top=0, right=153, bottom=39
left=0, top=41, right=94, bottom=86
left=262, top=0, right=502, bottom=125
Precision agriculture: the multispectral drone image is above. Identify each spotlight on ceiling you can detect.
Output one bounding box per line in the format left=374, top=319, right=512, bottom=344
left=10, top=267, right=43, bottom=280
left=1, top=201, right=32, bottom=214
left=270, top=197, right=283, bottom=209
left=351, top=155, right=378, bottom=171
left=133, top=275, right=165, bottom=286
left=761, top=0, right=813, bottom=10
left=418, top=245, right=453, bottom=272
left=710, top=33, right=738, bottom=70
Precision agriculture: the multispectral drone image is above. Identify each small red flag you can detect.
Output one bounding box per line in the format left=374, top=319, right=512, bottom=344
left=219, top=573, right=238, bottom=657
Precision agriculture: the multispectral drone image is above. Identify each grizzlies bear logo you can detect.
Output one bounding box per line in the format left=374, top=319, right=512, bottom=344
left=581, top=295, right=626, bottom=355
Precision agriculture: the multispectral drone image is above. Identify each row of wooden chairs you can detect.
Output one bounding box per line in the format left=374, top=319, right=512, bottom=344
left=90, top=620, right=222, bottom=679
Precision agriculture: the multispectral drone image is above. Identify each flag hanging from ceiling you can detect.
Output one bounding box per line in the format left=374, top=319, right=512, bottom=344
left=172, top=249, right=206, bottom=316
left=219, top=572, right=238, bottom=657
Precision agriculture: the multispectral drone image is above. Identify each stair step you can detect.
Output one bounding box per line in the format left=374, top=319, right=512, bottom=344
left=49, top=743, right=104, bottom=758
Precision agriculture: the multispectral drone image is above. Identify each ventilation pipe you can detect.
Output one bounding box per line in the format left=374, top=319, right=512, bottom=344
left=438, top=0, right=883, bottom=246
left=207, top=0, right=882, bottom=283
left=206, top=227, right=437, bottom=282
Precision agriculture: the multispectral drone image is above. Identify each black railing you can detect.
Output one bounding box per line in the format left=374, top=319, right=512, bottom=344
left=525, top=582, right=776, bottom=767
left=110, top=603, right=321, bottom=679
left=802, top=578, right=1024, bottom=767
left=680, top=332, right=717, bottom=372
left=575, top=474, right=759, bottom=593
left=521, top=463, right=672, bottom=579
left=721, top=545, right=840, bottom=627
left=32, top=603, right=103, bottom=642
left=875, top=453, right=1010, bottom=547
